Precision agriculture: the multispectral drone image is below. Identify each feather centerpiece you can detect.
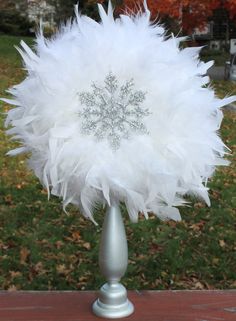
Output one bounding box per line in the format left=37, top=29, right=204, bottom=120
left=3, top=1, right=235, bottom=225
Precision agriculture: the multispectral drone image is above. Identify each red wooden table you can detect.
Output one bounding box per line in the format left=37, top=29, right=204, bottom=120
left=0, top=290, right=235, bottom=321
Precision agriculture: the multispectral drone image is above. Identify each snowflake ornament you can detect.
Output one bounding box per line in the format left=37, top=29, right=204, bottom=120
left=79, top=73, right=149, bottom=150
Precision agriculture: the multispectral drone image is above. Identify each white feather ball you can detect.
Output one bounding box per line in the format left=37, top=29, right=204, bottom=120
left=3, top=2, right=235, bottom=223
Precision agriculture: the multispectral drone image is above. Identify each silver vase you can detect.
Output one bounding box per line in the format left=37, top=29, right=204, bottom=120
left=92, top=203, right=134, bottom=318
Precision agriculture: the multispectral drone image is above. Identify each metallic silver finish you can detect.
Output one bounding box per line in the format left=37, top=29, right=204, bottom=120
left=92, top=204, right=134, bottom=318
left=79, top=72, right=150, bottom=150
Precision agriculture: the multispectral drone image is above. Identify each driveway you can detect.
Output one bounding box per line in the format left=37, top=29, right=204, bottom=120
left=207, top=66, right=225, bottom=80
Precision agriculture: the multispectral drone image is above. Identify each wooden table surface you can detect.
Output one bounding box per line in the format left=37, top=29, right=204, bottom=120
left=0, top=290, right=235, bottom=321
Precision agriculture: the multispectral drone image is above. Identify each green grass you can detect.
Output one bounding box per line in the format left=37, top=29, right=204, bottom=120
left=0, top=35, right=236, bottom=291
left=0, top=34, right=34, bottom=62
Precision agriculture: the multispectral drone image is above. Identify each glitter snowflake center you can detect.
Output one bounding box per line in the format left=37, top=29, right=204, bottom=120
left=78, top=73, right=150, bottom=150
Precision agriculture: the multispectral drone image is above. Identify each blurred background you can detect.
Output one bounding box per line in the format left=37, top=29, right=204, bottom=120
left=2, top=0, right=236, bottom=78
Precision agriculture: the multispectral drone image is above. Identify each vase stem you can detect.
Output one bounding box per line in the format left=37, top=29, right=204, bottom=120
left=92, top=204, right=134, bottom=318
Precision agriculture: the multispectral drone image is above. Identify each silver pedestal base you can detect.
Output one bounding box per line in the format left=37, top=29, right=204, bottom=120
left=93, top=283, right=134, bottom=319
left=93, top=204, right=134, bottom=318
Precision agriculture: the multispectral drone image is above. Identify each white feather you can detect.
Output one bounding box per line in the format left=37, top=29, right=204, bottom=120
left=3, top=1, right=234, bottom=223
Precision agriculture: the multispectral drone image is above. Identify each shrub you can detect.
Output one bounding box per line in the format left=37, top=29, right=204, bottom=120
left=0, top=10, right=33, bottom=36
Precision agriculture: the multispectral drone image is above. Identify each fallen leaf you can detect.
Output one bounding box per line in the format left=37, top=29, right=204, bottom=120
left=7, top=285, right=18, bottom=292
left=190, top=221, right=205, bottom=231
left=55, top=241, right=64, bottom=249
left=20, top=247, right=30, bottom=265
left=4, top=194, right=13, bottom=204
left=79, top=276, right=89, bottom=282
left=9, top=271, right=22, bottom=279
left=83, top=242, right=91, bottom=250
left=34, top=262, right=45, bottom=274
left=72, top=231, right=81, bottom=242
left=56, top=264, right=70, bottom=276
left=219, top=240, right=226, bottom=248
left=195, top=281, right=205, bottom=290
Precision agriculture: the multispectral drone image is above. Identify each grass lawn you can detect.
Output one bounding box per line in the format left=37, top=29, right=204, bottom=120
left=0, top=35, right=236, bottom=291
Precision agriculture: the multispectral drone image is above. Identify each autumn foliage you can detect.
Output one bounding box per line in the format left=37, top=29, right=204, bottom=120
left=224, top=0, right=236, bottom=17
left=113, top=0, right=236, bottom=34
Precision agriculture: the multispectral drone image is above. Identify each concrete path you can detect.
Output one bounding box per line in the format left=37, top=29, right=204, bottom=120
left=207, top=66, right=225, bottom=80
left=206, top=66, right=236, bottom=110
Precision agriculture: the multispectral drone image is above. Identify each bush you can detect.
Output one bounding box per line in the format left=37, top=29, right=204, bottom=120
left=200, top=48, right=230, bottom=66
left=0, top=10, right=33, bottom=36
left=200, top=48, right=222, bottom=57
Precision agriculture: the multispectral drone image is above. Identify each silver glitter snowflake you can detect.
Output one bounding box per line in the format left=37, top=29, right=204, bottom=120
left=78, top=72, right=150, bottom=150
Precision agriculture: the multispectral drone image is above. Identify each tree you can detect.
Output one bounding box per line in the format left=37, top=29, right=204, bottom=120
left=0, top=0, right=33, bottom=36
left=224, top=0, right=236, bottom=18
left=117, top=0, right=222, bottom=34
left=48, top=0, right=77, bottom=23
left=49, top=0, right=108, bottom=23
left=43, top=0, right=236, bottom=36
left=114, top=0, right=236, bottom=35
